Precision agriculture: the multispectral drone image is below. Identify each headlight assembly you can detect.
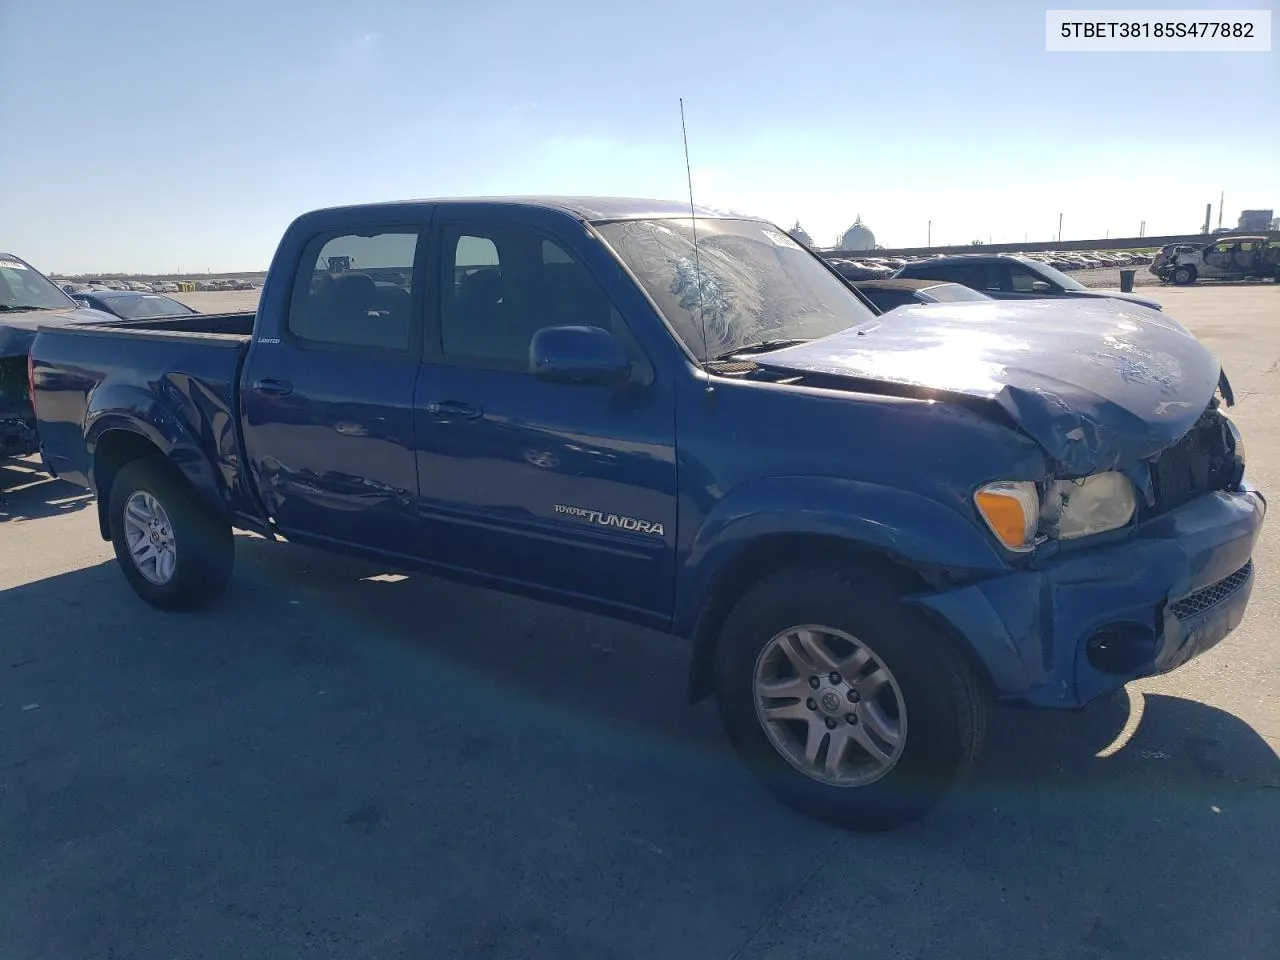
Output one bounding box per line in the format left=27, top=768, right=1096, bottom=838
left=976, top=471, right=1138, bottom=551
left=1040, top=471, right=1136, bottom=540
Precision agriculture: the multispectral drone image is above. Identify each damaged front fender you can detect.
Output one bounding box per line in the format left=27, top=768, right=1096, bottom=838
left=909, top=486, right=1264, bottom=707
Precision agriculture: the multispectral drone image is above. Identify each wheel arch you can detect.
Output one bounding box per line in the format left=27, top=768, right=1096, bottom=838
left=678, top=478, right=1009, bottom=705
left=89, top=416, right=226, bottom=541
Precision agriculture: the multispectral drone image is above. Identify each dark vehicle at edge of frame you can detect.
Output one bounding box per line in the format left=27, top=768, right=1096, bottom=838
left=1, top=252, right=114, bottom=462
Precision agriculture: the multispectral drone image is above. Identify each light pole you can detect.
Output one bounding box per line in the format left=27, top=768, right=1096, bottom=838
left=1057, top=213, right=1063, bottom=242
left=927, top=220, right=932, bottom=248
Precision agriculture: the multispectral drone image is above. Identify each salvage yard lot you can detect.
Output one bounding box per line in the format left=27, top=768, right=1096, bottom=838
left=2, top=286, right=1277, bottom=959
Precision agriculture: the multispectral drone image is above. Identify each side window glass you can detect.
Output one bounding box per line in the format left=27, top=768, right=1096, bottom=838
left=981, top=264, right=1011, bottom=292
left=952, top=265, right=988, bottom=290
left=1010, top=265, right=1048, bottom=292
left=439, top=225, right=621, bottom=368
left=288, top=230, right=418, bottom=350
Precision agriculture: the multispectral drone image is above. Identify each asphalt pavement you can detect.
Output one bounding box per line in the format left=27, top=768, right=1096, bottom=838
left=2, top=285, right=1278, bottom=960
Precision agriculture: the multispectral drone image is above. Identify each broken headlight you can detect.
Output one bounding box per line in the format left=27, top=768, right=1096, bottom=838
left=1040, top=471, right=1136, bottom=540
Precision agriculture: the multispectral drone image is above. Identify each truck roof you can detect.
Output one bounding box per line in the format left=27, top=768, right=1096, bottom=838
left=309, top=196, right=746, bottom=223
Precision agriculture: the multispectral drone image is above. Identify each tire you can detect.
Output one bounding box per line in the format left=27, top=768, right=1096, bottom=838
left=108, top=457, right=233, bottom=610
left=713, top=564, right=986, bottom=831
left=1172, top=265, right=1196, bottom=285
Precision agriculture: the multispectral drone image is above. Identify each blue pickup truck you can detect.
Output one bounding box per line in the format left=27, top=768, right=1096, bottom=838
left=30, top=198, right=1265, bottom=830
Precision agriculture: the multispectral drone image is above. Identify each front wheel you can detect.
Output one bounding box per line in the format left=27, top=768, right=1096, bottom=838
left=109, top=457, right=233, bottom=610
left=1172, top=264, right=1197, bottom=285
left=713, top=565, right=987, bottom=831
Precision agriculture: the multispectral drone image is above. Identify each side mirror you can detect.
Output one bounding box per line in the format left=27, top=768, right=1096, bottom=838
left=530, top=325, right=632, bottom=385
left=1030, top=280, right=1052, bottom=293
left=74, top=298, right=91, bottom=309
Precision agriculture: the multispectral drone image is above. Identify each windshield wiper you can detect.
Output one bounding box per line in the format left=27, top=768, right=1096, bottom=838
left=710, top=339, right=810, bottom=362
left=0, top=304, right=56, bottom=312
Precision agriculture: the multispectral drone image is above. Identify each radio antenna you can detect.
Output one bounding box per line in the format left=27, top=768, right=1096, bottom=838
left=679, top=97, right=712, bottom=378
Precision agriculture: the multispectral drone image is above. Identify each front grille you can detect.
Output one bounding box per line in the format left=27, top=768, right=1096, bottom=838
left=1150, top=407, right=1235, bottom=513
left=1170, top=561, right=1252, bottom=622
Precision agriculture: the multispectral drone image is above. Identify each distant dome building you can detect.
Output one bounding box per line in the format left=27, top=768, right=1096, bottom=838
left=840, top=216, right=875, bottom=251
left=787, top=221, right=814, bottom=246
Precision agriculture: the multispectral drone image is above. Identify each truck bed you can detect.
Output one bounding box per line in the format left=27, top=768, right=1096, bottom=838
left=71, top=310, right=257, bottom=338
left=30, top=312, right=257, bottom=515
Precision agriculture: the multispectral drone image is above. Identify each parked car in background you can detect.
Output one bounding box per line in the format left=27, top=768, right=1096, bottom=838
left=1153, top=236, right=1279, bottom=285
left=1150, top=242, right=1197, bottom=278
left=851, top=278, right=992, bottom=312
left=72, top=290, right=197, bottom=320
left=28, top=196, right=1262, bottom=831
left=894, top=254, right=1164, bottom=310
left=0, top=253, right=114, bottom=462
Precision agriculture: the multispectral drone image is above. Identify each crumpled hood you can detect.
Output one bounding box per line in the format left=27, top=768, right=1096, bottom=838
left=0, top=307, right=116, bottom=359
left=754, top=298, right=1223, bottom=475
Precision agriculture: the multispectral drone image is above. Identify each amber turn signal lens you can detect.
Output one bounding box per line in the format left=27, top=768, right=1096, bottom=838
left=974, top=482, right=1039, bottom=551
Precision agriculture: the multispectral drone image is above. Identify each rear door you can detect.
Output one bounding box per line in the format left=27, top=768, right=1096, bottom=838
left=241, top=214, right=430, bottom=554
left=412, top=208, right=678, bottom=620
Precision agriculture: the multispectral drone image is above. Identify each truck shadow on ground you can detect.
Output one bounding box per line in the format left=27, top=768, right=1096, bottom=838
left=0, top=459, right=93, bottom=522
left=3, top=535, right=1277, bottom=959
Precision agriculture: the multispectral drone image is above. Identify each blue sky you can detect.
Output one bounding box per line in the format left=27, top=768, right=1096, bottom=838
left=2, top=0, right=1276, bottom=273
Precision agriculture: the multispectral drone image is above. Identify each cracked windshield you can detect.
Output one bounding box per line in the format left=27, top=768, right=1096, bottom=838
left=597, top=218, right=877, bottom=360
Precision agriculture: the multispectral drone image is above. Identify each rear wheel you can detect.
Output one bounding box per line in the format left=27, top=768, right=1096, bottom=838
left=109, top=458, right=233, bottom=610
left=1172, top=264, right=1197, bottom=285
left=713, top=564, right=986, bottom=831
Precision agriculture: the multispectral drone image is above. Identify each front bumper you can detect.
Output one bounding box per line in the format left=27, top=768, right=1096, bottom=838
left=911, top=485, right=1265, bottom=708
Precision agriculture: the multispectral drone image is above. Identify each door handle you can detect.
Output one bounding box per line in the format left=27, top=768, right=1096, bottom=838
left=426, top=400, right=482, bottom=420
left=254, top=378, right=294, bottom=396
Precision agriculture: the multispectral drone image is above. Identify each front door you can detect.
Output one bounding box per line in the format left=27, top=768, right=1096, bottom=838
left=241, top=220, right=428, bottom=554
left=412, top=212, right=678, bottom=620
